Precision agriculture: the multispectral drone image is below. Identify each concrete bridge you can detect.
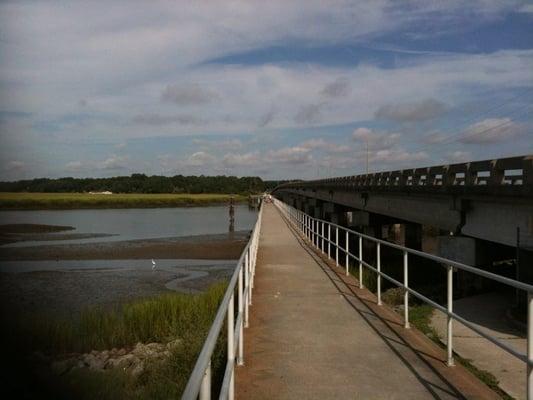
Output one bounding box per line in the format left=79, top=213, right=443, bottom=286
left=272, top=155, right=533, bottom=286
left=182, top=190, right=533, bottom=399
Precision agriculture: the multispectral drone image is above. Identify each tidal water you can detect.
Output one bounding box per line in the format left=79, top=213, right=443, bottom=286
left=0, top=258, right=236, bottom=273
left=0, top=204, right=257, bottom=247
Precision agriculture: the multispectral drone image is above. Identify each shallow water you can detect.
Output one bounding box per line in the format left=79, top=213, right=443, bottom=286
left=0, top=258, right=235, bottom=273
left=0, top=205, right=257, bottom=247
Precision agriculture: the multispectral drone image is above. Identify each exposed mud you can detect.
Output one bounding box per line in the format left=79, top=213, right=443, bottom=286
left=0, top=231, right=249, bottom=261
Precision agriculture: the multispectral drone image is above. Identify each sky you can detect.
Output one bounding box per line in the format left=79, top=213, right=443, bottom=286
left=0, top=1, right=532, bottom=181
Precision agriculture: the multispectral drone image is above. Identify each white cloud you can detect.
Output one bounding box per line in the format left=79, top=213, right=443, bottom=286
left=518, top=4, right=533, bottom=13
left=160, top=83, right=219, bottom=106
left=422, top=131, right=447, bottom=144
left=371, top=149, right=429, bottom=164
left=458, top=118, right=522, bottom=144
left=299, top=138, right=351, bottom=153
left=222, top=152, right=260, bottom=167
left=98, top=154, right=127, bottom=170
left=0, top=1, right=531, bottom=180
left=352, top=127, right=401, bottom=151
left=447, top=151, right=472, bottom=163
left=65, top=161, right=84, bottom=172
left=321, top=77, right=351, bottom=98
left=186, top=152, right=215, bottom=167
left=4, top=160, right=25, bottom=172
left=267, top=146, right=313, bottom=165
left=193, top=138, right=243, bottom=150
left=375, top=98, right=447, bottom=122
left=132, top=113, right=204, bottom=126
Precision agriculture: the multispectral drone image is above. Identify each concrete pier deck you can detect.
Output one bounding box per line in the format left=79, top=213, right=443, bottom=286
left=235, top=204, right=499, bottom=399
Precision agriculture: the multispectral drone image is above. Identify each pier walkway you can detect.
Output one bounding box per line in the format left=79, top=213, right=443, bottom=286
left=235, top=203, right=498, bottom=399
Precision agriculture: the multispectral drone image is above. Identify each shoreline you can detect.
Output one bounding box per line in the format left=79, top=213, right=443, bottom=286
left=0, top=192, right=249, bottom=210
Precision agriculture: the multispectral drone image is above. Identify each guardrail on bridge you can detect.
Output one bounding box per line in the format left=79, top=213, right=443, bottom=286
left=273, top=155, right=533, bottom=196
left=182, top=203, right=263, bottom=400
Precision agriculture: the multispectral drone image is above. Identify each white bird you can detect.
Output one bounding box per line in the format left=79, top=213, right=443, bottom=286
left=151, top=259, right=156, bottom=270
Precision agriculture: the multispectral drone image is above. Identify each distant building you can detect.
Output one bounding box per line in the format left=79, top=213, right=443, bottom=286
left=88, top=191, right=113, bottom=195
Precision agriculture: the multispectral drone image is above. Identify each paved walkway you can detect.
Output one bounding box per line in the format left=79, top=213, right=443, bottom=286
left=235, top=204, right=499, bottom=400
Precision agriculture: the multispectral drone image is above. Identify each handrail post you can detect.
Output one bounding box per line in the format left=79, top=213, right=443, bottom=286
left=321, top=221, right=325, bottom=253
left=237, top=265, right=244, bottom=366
left=249, top=247, right=254, bottom=304
left=359, top=235, right=363, bottom=289
left=404, top=251, right=410, bottom=329
left=227, top=293, right=235, bottom=400
left=199, top=361, right=211, bottom=400
left=327, top=224, right=331, bottom=259
left=447, top=265, right=454, bottom=366
left=527, top=292, right=533, bottom=400
left=345, top=230, right=349, bottom=276
left=377, top=243, right=382, bottom=305
left=335, top=226, right=339, bottom=266
left=244, top=251, right=249, bottom=328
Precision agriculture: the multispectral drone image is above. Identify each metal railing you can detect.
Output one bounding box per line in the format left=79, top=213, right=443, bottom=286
left=273, top=198, right=533, bottom=399
left=182, top=203, right=263, bottom=400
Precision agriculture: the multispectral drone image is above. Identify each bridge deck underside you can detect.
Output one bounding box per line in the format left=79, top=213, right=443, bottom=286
left=235, top=204, right=498, bottom=400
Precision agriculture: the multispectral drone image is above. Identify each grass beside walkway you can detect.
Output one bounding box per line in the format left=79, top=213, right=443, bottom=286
left=3, top=282, right=228, bottom=399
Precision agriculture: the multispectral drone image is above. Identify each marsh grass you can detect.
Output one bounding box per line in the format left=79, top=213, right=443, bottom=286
left=2, top=282, right=228, bottom=399
left=0, top=192, right=246, bottom=209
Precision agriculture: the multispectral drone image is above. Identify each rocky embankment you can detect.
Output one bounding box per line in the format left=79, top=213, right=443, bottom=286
left=50, top=339, right=181, bottom=377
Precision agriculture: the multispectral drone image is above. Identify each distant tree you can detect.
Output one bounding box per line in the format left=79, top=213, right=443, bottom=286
left=0, top=174, right=271, bottom=194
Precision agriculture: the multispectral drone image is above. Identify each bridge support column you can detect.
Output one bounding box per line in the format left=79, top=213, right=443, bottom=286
left=403, top=223, right=422, bottom=250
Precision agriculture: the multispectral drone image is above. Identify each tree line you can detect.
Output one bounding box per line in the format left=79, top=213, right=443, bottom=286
left=0, top=174, right=290, bottom=194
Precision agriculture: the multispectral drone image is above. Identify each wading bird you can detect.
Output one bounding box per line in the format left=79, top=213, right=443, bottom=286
left=151, top=259, right=156, bottom=270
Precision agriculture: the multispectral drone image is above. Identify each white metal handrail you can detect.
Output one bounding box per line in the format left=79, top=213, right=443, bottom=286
left=273, top=198, right=533, bottom=398
left=182, top=203, right=263, bottom=400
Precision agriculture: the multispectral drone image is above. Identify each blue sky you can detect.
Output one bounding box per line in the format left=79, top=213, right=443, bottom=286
left=0, top=1, right=532, bottom=180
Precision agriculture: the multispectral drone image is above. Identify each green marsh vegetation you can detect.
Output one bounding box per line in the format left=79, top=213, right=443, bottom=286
left=2, top=282, right=228, bottom=399
left=0, top=192, right=247, bottom=209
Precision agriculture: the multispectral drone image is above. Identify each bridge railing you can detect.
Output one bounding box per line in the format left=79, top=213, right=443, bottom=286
left=273, top=197, right=533, bottom=397
left=182, top=203, right=263, bottom=400
left=273, top=155, right=533, bottom=195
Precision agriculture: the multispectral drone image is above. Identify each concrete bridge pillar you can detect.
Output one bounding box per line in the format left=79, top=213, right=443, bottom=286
left=403, top=223, right=422, bottom=250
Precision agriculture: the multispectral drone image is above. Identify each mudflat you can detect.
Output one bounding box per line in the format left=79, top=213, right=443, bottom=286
left=0, top=231, right=249, bottom=261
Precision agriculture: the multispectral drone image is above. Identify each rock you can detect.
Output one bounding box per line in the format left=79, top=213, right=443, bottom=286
left=166, top=339, right=181, bottom=350
left=51, top=359, right=76, bottom=375
left=146, top=342, right=164, bottom=351
left=83, top=353, right=106, bottom=370
left=115, top=354, right=140, bottom=370
left=129, top=361, right=144, bottom=377
left=50, top=340, right=175, bottom=376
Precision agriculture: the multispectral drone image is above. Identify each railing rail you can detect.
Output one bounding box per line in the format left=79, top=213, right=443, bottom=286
left=273, top=197, right=533, bottom=398
left=182, top=203, right=263, bottom=400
